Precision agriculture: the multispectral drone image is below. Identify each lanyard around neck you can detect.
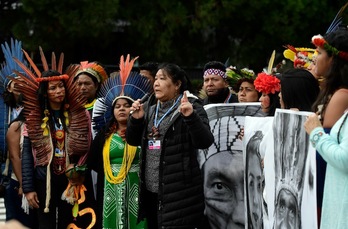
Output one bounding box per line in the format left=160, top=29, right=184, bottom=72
left=154, top=95, right=182, bottom=128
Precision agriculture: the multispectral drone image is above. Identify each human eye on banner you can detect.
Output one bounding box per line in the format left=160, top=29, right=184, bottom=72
left=198, top=102, right=263, bottom=229
left=198, top=105, right=317, bottom=229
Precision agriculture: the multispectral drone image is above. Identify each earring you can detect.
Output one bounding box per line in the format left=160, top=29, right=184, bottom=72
left=41, top=100, right=50, bottom=136
left=64, top=103, right=69, bottom=126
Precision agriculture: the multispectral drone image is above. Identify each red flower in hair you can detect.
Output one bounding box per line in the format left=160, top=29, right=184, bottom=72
left=254, top=72, right=280, bottom=94
left=312, top=37, right=326, bottom=48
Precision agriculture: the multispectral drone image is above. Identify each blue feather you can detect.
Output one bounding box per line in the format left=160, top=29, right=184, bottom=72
left=326, top=2, right=348, bottom=34
left=0, top=38, right=27, bottom=91
left=92, top=71, right=153, bottom=134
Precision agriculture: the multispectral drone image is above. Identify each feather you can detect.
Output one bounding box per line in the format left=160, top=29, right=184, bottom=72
left=267, top=50, right=275, bottom=74
left=0, top=38, right=27, bottom=88
left=39, top=47, right=49, bottom=71
left=51, top=52, right=56, bottom=71
left=326, top=1, right=348, bottom=34
left=21, top=49, right=41, bottom=77
left=283, top=49, right=296, bottom=62
left=58, top=53, right=64, bottom=74
left=12, top=59, right=39, bottom=85
left=119, top=54, right=139, bottom=90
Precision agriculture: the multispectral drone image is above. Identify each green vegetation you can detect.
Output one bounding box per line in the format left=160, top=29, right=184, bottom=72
left=1, top=0, right=347, bottom=74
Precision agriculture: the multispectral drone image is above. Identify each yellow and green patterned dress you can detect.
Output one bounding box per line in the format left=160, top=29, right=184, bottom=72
left=103, top=133, right=147, bottom=229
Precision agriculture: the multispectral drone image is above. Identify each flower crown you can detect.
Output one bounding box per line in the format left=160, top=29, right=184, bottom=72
left=226, top=66, right=255, bottom=88
left=312, top=34, right=348, bottom=61
left=254, top=72, right=280, bottom=95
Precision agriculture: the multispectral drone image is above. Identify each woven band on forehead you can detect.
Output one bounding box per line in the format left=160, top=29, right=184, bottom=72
left=203, top=68, right=226, bottom=79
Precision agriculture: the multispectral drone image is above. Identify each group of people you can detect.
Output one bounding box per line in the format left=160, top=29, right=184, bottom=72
left=0, top=13, right=348, bottom=229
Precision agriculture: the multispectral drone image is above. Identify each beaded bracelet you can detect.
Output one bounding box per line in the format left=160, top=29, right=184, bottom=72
left=311, top=131, right=324, bottom=147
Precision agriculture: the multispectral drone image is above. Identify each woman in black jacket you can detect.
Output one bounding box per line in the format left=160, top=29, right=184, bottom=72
left=127, top=63, right=214, bottom=229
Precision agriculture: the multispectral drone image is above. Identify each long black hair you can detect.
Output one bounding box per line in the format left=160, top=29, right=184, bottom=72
left=280, top=68, right=319, bottom=111
left=312, top=28, right=348, bottom=114
left=267, top=92, right=281, bottom=116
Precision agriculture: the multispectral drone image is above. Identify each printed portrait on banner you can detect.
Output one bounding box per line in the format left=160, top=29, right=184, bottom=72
left=263, top=109, right=317, bottom=229
left=243, top=116, right=274, bottom=229
left=198, top=103, right=263, bottom=229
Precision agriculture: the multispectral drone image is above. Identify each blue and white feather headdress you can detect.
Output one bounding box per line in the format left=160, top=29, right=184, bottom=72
left=93, top=54, right=153, bottom=132
left=0, top=38, right=27, bottom=92
left=0, top=38, right=27, bottom=160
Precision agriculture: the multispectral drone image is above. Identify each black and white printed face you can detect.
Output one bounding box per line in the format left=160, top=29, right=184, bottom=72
left=247, top=153, right=263, bottom=229
left=203, top=150, right=245, bottom=229
left=274, top=188, right=299, bottom=229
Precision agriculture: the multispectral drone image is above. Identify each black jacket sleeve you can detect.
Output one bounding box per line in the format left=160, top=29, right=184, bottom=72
left=21, top=136, right=35, bottom=193
left=126, top=116, right=145, bottom=147
left=183, top=98, right=214, bottom=149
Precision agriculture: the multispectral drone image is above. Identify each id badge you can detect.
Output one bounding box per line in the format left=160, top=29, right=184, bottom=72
left=148, top=140, right=161, bottom=150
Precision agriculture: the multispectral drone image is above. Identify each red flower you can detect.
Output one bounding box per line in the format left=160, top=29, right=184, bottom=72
left=254, top=72, right=280, bottom=94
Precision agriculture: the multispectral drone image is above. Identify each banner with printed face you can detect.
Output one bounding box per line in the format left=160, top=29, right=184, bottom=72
left=243, top=116, right=273, bottom=229
left=198, top=103, right=263, bottom=229
left=246, top=109, right=317, bottom=229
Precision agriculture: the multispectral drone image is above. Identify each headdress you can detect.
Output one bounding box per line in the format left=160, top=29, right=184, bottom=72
left=0, top=38, right=27, bottom=91
left=93, top=54, right=153, bottom=133
left=283, top=45, right=316, bottom=68
left=311, top=2, right=348, bottom=62
left=75, top=61, right=108, bottom=84
left=203, top=68, right=227, bottom=79
left=254, top=50, right=281, bottom=95
left=11, top=47, right=91, bottom=213
left=226, top=66, right=255, bottom=91
left=311, top=35, right=348, bottom=61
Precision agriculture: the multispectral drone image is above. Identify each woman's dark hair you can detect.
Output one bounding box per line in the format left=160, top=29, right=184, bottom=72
left=268, top=92, right=281, bottom=116
left=158, top=63, right=192, bottom=93
left=312, top=28, right=348, bottom=113
left=38, top=70, right=68, bottom=130
left=2, top=90, right=19, bottom=108
left=280, top=68, right=320, bottom=111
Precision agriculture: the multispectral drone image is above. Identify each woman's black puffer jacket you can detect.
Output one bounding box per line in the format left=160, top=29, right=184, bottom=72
left=126, top=94, right=213, bottom=229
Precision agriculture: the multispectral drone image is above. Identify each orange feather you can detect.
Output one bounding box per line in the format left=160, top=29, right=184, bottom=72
left=51, top=52, right=56, bottom=71
left=39, top=47, right=49, bottom=71
left=21, top=49, right=41, bottom=77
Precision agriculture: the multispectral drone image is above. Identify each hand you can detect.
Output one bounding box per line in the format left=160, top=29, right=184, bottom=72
left=180, top=91, right=193, bottom=117
left=15, top=186, right=23, bottom=196
left=304, top=113, right=322, bottom=135
left=130, top=99, right=145, bottom=119
left=25, top=191, right=39, bottom=209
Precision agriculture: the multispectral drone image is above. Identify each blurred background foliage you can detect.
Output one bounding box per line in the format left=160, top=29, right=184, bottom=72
left=1, top=0, right=348, bottom=77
